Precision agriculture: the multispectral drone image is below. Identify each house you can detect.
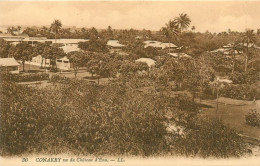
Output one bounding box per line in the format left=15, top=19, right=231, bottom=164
left=136, top=58, right=156, bottom=67
left=61, top=44, right=80, bottom=54
left=56, top=56, right=70, bottom=71
left=144, top=40, right=177, bottom=49
left=107, top=40, right=125, bottom=48
left=27, top=55, right=50, bottom=67
left=0, top=58, right=20, bottom=74
left=107, top=40, right=125, bottom=53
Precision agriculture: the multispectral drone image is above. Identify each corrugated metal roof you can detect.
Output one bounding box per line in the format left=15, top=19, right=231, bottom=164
left=0, top=58, right=20, bottom=66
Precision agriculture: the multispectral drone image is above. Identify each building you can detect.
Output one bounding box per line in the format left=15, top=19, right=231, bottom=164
left=144, top=40, right=177, bottom=49
left=107, top=40, right=125, bottom=53
left=25, top=55, right=70, bottom=71
left=136, top=58, right=156, bottom=67
left=0, top=58, right=20, bottom=74
left=0, top=34, right=89, bottom=46
left=27, top=55, right=51, bottom=67
left=56, top=56, right=70, bottom=71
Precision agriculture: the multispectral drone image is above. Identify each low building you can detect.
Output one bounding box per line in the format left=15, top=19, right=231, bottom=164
left=136, top=58, right=156, bottom=67
left=144, top=40, right=177, bottom=49
left=0, top=58, right=20, bottom=74
left=107, top=40, right=125, bottom=53
left=27, top=55, right=51, bottom=67
left=56, top=56, right=70, bottom=71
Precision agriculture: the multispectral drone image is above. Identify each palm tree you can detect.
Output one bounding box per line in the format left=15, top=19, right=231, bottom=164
left=242, top=29, right=256, bottom=72
left=161, top=20, right=179, bottom=53
left=174, top=13, right=191, bottom=33
left=227, top=41, right=242, bottom=74
left=50, top=19, right=62, bottom=44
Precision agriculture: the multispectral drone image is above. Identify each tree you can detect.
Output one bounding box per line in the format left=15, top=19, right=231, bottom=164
left=10, top=43, right=33, bottom=71
left=227, top=41, right=242, bottom=74
left=0, top=39, right=11, bottom=58
left=33, top=43, right=50, bottom=68
left=67, top=51, right=89, bottom=78
left=78, top=39, right=108, bottom=53
left=191, top=26, right=196, bottom=32
left=160, top=20, right=179, bottom=53
left=174, top=13, right=191, bottom=33
left=242, top=29, right=256, bottom=72
left=50, top=19, right=62, bottom=44
left=42, top=45, right=65, bottom=71
left=106, top=26, right=114, bottom=40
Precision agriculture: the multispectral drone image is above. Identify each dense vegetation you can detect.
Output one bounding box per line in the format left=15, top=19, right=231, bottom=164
left=0, top=73, right=247, bottom=157
left=1, top=14, right=259, bottom=158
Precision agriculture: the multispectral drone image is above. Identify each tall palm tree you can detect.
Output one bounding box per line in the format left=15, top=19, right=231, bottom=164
left=161, top=20, right=179, bottom=53
left=174, top=13, right=191, bottom=33
left=227, top=41, right=242, bottom=74
left=242, top=29, right=256, bottom=72
left=50, top=19, right=62, bottom=44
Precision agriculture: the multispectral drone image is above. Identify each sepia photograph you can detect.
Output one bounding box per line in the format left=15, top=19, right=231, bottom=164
left=0, top=0, right=259, bottom=165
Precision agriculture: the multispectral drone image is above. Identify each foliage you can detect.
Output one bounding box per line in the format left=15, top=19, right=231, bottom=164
left=0, top=72, right=49, bottom=82
left=220, top=83, right=259, bottom=100
left=0, top=74, right=248, bottom=157
left=8, top=43, right=34, bottom=71
left=78, top=39, right=108, bottom=53
left=229, top=70, right=260, bottom=84
left=67, top=51, right=89, bottom=78
left=170, top=119, right=247, bottom=158
left=245, top=109, right=260, bottom=127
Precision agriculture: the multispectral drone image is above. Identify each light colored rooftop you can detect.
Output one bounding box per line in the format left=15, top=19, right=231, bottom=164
left=107, top=40, right=125, bottom=47
left=136, top=58, right=156, bottom=67
left=0, top=58, right=20, bottom=66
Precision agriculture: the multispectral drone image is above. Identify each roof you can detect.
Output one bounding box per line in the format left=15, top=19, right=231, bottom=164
left=0, top=58, right=20, bottom=66
left=57, top=56, right=69, bottom=61
left=144, top=41, right=177, bottom=49
left=168, top=53, right=191, bottom=58
left=107, top=40, right=125, bottom=47
left=50, top=39, right=89, bottom=44
left=136, top=58, right=156, bottom=67
left=61, top=44, right=80, bottom=53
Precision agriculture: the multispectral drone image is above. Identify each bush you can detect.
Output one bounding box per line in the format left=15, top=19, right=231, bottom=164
left=0, top=76, right=248, bottom=157
left=170, top=119, right=247, bottom=158
left=220, top=84, right=259, bottom=100
left=0, top=72, right=49, bottom=82
left=245, top=110, right=260, bottom=127
left=229, top=71, right=260, bottom=84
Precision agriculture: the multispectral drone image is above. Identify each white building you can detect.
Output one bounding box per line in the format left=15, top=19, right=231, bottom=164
left=0, top=58, right=20, bottom=74
left=56, top=56, right=70, bottom=70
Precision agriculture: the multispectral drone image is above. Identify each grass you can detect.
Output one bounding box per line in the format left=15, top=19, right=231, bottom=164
left=199, top=98, right=260, bottom=139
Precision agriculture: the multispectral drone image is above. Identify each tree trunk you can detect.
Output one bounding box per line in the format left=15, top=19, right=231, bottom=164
left=245, top=54, right=248, bottom=72
left=22, top=61, right=25, bottom=71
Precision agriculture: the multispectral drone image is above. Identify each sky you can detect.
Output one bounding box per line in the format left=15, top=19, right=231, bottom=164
left=0, top=0, right=260, bottom=33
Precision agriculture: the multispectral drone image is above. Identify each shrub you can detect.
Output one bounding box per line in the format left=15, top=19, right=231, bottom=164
left=0, top=72, right=49, bottom=82
left=220, top=84, right=259, bottom=100
left=0, top=76, right=248, bottom=157
left=229, top=71, right=260, bottom=84
left=169, top=119, right=247, bottom=158
left=245, top=110, right=260, bottom=127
